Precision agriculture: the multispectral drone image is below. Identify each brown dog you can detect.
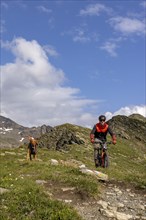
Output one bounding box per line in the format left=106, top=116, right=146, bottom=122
left=27, top=136, right=38, bottom=161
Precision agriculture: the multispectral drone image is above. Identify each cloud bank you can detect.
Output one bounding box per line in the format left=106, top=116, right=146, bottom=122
left=105, top=105, right=146, bottom=120
left=1, top=38, right=98, bottom=127
left=1, top=38, right=145, bottom=128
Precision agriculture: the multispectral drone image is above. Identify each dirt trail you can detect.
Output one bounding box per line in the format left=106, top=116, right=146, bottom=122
left=44, top=180, right=146, bottom=220
left=74, top=182, right=146, bottom=220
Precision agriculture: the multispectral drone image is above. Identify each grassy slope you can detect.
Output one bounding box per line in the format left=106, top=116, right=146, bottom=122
left=0, top=125, right=146, bottom=219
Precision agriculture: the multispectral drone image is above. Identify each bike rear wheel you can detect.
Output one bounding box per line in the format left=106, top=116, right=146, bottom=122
left=97, top=149, right=109, bottom=168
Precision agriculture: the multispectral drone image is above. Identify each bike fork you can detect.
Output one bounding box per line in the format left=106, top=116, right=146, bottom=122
left=101, top=152, right=105, bottom=167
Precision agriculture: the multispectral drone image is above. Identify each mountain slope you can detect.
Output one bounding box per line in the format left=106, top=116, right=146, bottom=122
left=0, top=114, right=146, bottom=219
left=1, top=114, right=146, bottom=148
left=107, top=114, right=146, bottom=144
left=0, top=116, right=52, bottom=148
left=36, top=114, right=146, bottom=189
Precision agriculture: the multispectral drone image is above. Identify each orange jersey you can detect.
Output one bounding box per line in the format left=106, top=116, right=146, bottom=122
left=90, top=123, right=116, bottom=142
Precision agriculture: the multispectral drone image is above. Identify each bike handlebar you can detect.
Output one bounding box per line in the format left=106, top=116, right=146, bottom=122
left=106, top=141, right=112, bottom=144
left=94, top=140, right=112, bottom=144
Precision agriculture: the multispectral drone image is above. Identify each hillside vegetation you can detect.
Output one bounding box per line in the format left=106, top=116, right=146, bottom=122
left=0, top=114, right=146, bottom=219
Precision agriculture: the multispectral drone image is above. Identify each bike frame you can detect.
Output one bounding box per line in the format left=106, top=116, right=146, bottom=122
left=95, top=141, right=112, bottom=168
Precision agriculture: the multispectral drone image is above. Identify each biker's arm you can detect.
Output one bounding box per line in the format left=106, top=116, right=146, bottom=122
left=90, top=125, right=96, bottom=143
left=108, top=126, right=116, bottom=144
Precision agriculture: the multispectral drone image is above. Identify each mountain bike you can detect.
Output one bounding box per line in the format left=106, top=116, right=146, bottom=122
left=95, top=140, right=112, bottom=168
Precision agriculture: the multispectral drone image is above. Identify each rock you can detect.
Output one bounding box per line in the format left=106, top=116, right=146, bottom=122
left=117, top=202, right=125, bottom=208
left=104, top=209, right=115, bottom=218
left=36, top=180, right=47, bottom=184
left=97, top=200, right=108, bottom=209
left=137, top=204, right=145, bottom=210
left=115, top=212, right=133, bottom=220
left=74, top=182, right=146, bottom=220
left=41, top=125, right=52, bottom=135
left=80, top=168, right=94, bottom=175
left=79, top=166, right=108, bottom=181
left=50, top=159, right=59, bottom=165
left=5, top=151, right=16, bottom=155
left=79, top=164, right=86, bottom=169
left=93, top=170, right=108, bottom=181
left=38, top=126, right=85, bottom=151
left=64, top=200, right=72, bottom=203
left=0, top=187, right=10, bottom=194
left=61, top=187, right=75, bottom=192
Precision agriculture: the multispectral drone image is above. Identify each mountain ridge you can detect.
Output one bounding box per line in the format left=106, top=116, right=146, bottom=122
left=0, top=114, right=146, bottom=219
left=107, top=114, right=146, bottom=144
left=0, top=115, right=52, bottom=148
left=0, top=114, right=146, bottom=148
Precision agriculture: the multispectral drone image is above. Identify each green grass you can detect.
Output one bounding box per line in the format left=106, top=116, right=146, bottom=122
left=0, top=147, right=98, bottom=219
left=1, top=179, right=82, bottom=220
left=0, top=137, right=146, bottom=219
left=102, top=138, right=146, bottom=188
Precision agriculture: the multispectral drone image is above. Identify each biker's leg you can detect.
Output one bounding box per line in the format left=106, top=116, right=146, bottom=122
left=94, top=143, right=100, bottom=167
left=101, top=149, right=107, bottom=167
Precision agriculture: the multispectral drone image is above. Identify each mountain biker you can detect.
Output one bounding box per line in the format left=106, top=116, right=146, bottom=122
left=90, top=115, right=116, bottom=167
left=27, top=136, right=38, bottom=161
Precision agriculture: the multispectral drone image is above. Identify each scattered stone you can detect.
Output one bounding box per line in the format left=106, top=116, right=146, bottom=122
left=115, top=212, right=133, bottom=220
left=79, top=165, right=108, bottom=181
left=74, top=182, right=146, bottom=220
left=0, top=187, right=10, bottom=194
left=97, top=200, right=108, bottom=209
left=64, top=199, right=72, bottom=203
left=17, top=159, right=26, bottom=162
left=5, top=151, right=16, bottom=155
left=104, top=209, right=115, bottom=218
left=93, top=170, right=108, bottom=181
left=50, top=159, right=59, bottom=165
left=36, top=180, right=47, bottom=184
left=79, top=164, right=86, bottom=169
left=61, top=187, right=75, bottom=192
left=117, top=202, right=125, bottom=208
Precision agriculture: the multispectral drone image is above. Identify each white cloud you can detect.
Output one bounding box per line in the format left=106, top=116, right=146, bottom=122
left=43, top=45, right=59, bottom=57
left=37, top=5, right=52, bottom=13
left=140, top=1, right=146, bottom=8
left=1, top=38, right=145, bottom=128
left=73, top=28, right=90, bottom=43
left=1, top=37, right=98, bottom=127
left=100, top=37, right=124, bottom=57
left=109, top=16, right=145, bottom=35
left=0, top=20, right=6, bottom=33
left=80, top=3, right=112, bottom=16
left=1, top=2, right=8, bottom=9
left=14, top=1, right=27, bottom=9
left=105, top=105, right=146, bottom=120
left=61, top=26, right=92, bottom=43
left=100, top=41, right=118, bottom=57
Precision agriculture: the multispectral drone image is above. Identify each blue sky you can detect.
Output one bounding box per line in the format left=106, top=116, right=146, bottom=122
left=0, top=0, right=146, bottom=127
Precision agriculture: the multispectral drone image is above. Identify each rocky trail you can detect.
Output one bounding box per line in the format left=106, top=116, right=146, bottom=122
left=75, top=182, right=146, bottom=220
left=1, top=151, right=146, bottom=220
left=43, top=179, right=146, bottom=220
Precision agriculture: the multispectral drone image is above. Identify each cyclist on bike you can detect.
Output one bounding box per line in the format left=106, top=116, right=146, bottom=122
left=90, top=115, right=116, bottom=167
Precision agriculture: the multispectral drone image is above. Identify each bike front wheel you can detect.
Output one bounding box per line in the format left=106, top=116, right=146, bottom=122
left=102, top=153, right=109, bottom=168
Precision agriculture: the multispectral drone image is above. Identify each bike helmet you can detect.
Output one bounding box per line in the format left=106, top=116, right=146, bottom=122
left=99, top=115, right=106, bottom=122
